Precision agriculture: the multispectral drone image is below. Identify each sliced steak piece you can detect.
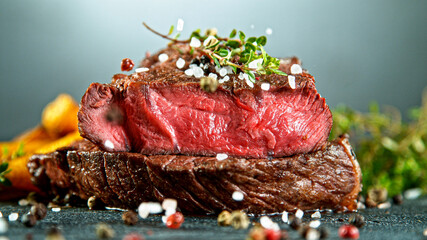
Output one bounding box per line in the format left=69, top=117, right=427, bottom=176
left=78, top=45, right=332, bottom=158
left=28, top=135, right=361, bottom=214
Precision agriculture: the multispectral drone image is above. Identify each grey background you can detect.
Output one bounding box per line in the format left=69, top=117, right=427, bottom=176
left=1, top=0, right=426, bottom=141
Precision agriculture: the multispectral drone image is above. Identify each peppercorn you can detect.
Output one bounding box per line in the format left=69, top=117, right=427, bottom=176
left=217, top=210, right=232, bottom=226
left=318, top=227, right=329, bottom=239
left=247, top=225, right=265, bottom=240
left=122, top=210, right=138, bottom=226
left=166, top=212, right=184, bottom=229
left=88, top=196, right=105, bottom=210
left=21, top=213, right=37, bottom=228
left=190, top=58, right=201, bottom=66
left=392, top=194, right=404, bottom=205
left=365, top=198, right=377, bottom=208
left=348, top=214, right=365, bottom=228
left=31, top=203, right=47, bottom=220
left=46, top=227, right=65, bottom=240
left=289, top=216, right=302, bottom=231
left=200, top=55, right=211, bottom=65
left=265, top=228, right=281, bottom=240
left=230, top=210, right=250, bottom=229
left=121, top=58, right=135, bottom=72
left=338, top=224, right=359, bottom=239
left=200, top=77, right=218, bottom=93
left=96, top=223, right=115, bottom=239
left=122, top=233, right=145, bottom=240
left=367, top=188, right=388, bottom=204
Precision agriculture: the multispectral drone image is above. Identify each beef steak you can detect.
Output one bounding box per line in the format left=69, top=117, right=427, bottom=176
left=78, top=45, right=332, bottom=158
left=28, top=135, right=361, bottom=214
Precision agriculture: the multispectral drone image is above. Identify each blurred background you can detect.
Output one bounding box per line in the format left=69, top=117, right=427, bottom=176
left=0, top=0, right=426, bottom=140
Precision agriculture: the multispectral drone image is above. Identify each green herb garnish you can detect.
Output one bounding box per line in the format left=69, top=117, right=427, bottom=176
left=11, top=142, right=25, bottom=159
left=330, top=90, right=427, bottom=196
left=0, top=162, right=12, bottom=187
left=142, top=22, right=287, bottom=83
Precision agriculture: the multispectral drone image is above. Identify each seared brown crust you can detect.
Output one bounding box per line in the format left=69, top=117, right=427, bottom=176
left=28, top=135, right=361, bottom=214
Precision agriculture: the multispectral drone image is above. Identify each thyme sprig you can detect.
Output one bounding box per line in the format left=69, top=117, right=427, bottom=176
left=0, top=162, right=12, bottom=187
left=143, top=22, right=287, bottom=83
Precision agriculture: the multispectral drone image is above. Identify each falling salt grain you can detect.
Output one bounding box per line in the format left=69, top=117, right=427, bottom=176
left=184, top=68, right=194, bottom=76
left=282, top=211, right=289, bottom=223
left=232, top=191, right=244, bottom=201
left=190, top=37, right=201, bottom=48
left=0, top=218, right=7, bottom=234
left=104, top=140, right=114, bottom=150
left=311, top=211, right=321, bottom=219
left=8, top=213, right=18, bottom=222
left=295, top=209, right=304, bottom=219
left=193, top=67, right=204, bottom=78
left=135, top=67, right=149, bottom=73
left=288, top=75, right=296, bottom=89
left=250, top=24, right=255, bottom=29
left=158, top=53, right=169, bottom=63
left=176, top=58, right=185, bottom=69
left=290, top=64, right=302, bottom=74
left=162, top=198, right=177, bottom=211
left=261, top=83, right=270, bottom=91
left=176, top=18, right=184, bottom=32
left=309, top=220, right=321, bottom=228
left=52, top=207, right=61, bottom=212
left=265, top=28, right=273, bottom=35
left=219, top=68, right=228, bottom=77
left=216, top=153, right=228, bottom=161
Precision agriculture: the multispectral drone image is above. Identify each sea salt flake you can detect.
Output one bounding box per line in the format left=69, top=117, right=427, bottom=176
left=261, top=83, right=270, bottom=91
left=309, top=220, right=321, bottom=228
left=176, top=18, right=184, bottom=32
left=238, top=72, right=244, bottom=80
left=222, top=76, right=230, bottom=82
left=295, top=209, right=304, bottom=219
left=288, top=75, right=296, bottom=89
left=158, top=53, right=169, bottom=63
left=216, top=153, right=228, bottom=161
left=0, top=218, right=7, bottom=234
left=282, top=211, right=289, bottom=223
left=306, top=229, right=321, bottom=240
left=260, top=216, right=279, bottom=230
left=176, top=58, right=185, bottom=69
left=184, top=69, right=194, bottom=76
left=290, top=64, right=302, bottom=74
left=232, top=191, right=244, bottom=201
left=104, top=140, right=114, bottom=150
left=190, top=37, right=201, bottom=48
left=225, top=66, right=234, bottom=74
left=311, top=211, right=321, bottom=219
left=193, top=67, right=204, bottom=78
left=135, top=67, right=149, bottom=73
left=162, top=199, right=177, bottom=211
left=265, top=28, right=273, bottom=35
left=165, top=208, right=176, bottom=217
left=147, top=202, right=162, bottom=214
left=219, top=68, right=228, bottom=77
left=248, top=59, right=263, bottom=69
left=208, top=73, right=218, bottom=79
left=8, top=213, right=18, bottom=222
left=138, top=202, right=150, bottom=218
left=52, top=207, right=61, bottom=212
left=218, top=79, right=225, bottom=84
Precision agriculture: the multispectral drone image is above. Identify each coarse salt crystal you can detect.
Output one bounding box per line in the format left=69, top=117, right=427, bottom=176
left=232, top=191, right=244, bottom=201
left=208, top=73, right=218, bottom=80
left=176, top=58, right=185, bottom=69
left=309, top=220, right=321, bottom=228
left=265, top=28, right=273, bottom=35
left=225, top=66, right=234, bottom=74
left=184, top=68, right=194, bottom=76
left=295, top=209, right=304, bottom=219
left=8, top=213, right=18, bottom=222
left=138, top=202, right=150, bottom=219
left=306, top=229, right=321, bottom=240
left=218, top=79, right=225, bottom=84
left=147, top=202, right=162, bottom=214
left=282, top=211, right=289, bottom=223
left=260, top=216, right=279, bottom=230
left=0, top=218, right=7, bottom=234
left=311, top=211, right=321, bottom=219
left=248, top=59, right=263, bottom=69
left=190, top=37, right=201, bottom=48
left=238, top=72, right=244, bottom=80
left=245, top=75, right=254, bottom=88
left=104, top=140, right=114, bottom=150
left=261, top=83, right=270, bottom=91
left=52, top=207, right=61, bottom=212
left=290, top=64, right=302, bottom=74
left=219, top=68, right=228, bottom=77
left=288, top=75, right=296, bottom=89
left=162, top=199, right=177, bottom=211
left=222, top=76, right=230, bottom=82
left=216, top=153, right=228, bottom=161
left=165, top=208, right=176, bottom=217
left=193, top=67, right=204, bottom=78
left=377, top=202, right=391, bottom=209
left=158, top=53, right=169, bottom=63
left=135, top=67, right=149, bottom=73
left=176, top=18, right=184, bottom=32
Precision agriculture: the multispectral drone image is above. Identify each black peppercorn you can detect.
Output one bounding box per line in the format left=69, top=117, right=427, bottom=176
left=319, top=227, right=329, bottom=239
left=21, top=213, right=37, bottom=227
left=96, top=223, right=115, bottom=239
left=200, top=55, right=210, bottom=65
left=392, top=194, right=404, bottom=205
left=190, top=58, right=201, bottom=66
left=289, top=216, right=302, bottom=230
left=31, top=203, right=47, bottom=220
left=348, top=214, right=365, bottom=228
left=122, top=210, right=138, bottom=225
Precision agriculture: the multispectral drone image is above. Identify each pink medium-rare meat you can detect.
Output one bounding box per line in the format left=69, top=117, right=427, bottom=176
left=78, top=45, right=333, bottom=158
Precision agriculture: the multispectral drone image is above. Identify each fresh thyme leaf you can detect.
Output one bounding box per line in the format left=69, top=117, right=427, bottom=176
left=238, top=31, right=246, bottom=43
left=218, top=49, right=229, bottom=57
left=244, top=42, right=256, bottom=52
left=212, top=55, right=221, bottom=68
left=247, top=37, right=256, bottom=43
left=0, top=162, right=8, bottom=173
left=1, top=146, right=9, bottom=157
left=226, top=40, right=240, bottom=48
left=230, top=65, right=237, bottom=73
left=270, top=68, right=287, bottom=76
left=14, top=142, right=25, bottom=158
left=0, top=177, right=12, bottom=187
left=229, top=29, right=237, bottom=38
left=168, top=25, right=174, bottom=35
left=256, top=36, right=267, bottom=46
left=246, top=71, right=256, bottom=83
left=189, top=47, right=194, bottom=55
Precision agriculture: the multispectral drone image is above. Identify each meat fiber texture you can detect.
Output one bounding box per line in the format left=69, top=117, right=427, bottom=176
left=78, top=45, right=333, bottom=158
left=28, top=135, right=361, bottom=215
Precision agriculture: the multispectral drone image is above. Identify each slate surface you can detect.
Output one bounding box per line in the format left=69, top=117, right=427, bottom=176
left=0, top=196, right=426, bottom=240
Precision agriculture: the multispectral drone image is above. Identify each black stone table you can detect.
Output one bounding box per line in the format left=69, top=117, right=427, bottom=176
left=0, top=197, right=426, bottom=240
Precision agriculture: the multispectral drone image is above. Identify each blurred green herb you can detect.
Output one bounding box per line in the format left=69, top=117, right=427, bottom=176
left=0, top=162, right=12, bottom=187
left=11, top=142, right=25, bottom=159
left=330, top=90, right=427, bottom=196
left=142, top=22, right=287, bottom=83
